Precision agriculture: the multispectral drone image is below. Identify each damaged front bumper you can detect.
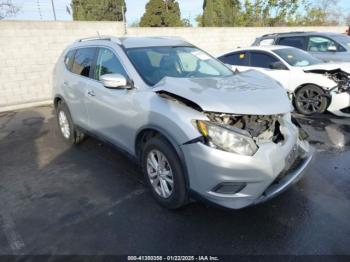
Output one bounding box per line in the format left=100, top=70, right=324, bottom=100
left=327, top=90, right=350, bottom=117
left=180, top=122, right=314, bottom=209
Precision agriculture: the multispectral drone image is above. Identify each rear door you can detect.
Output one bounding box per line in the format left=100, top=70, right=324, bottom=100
left=248, top=51, right=291, bottom=90
left=64, top=47, right=97, bottom=129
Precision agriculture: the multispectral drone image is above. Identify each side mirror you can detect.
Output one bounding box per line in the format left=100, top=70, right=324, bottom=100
left=100, top=74, right=132, bottom=89
left=328, top=45, right=337, bottom=52
left=269, top=61, right=288, bottom=70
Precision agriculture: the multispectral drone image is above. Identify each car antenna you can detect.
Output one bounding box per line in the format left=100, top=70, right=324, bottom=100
left=97, top=31, right=101, bottom=39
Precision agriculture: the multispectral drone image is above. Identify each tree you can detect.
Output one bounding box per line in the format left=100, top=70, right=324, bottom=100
left=0, top=0, right=19, bottom=20
left=238, top=0, right=302, bottom=26
left=139, top=0, right=184, bottom=27
left=71, top=0, right=126, bottom=21
left=201, top=0, right=241, bottom=26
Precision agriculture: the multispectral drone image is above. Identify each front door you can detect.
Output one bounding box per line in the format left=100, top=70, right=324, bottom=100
left=85, top=47, right=134, bottom=151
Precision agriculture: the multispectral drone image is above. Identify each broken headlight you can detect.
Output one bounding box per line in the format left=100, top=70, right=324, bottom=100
left=194, top=120, right=258, bottom=156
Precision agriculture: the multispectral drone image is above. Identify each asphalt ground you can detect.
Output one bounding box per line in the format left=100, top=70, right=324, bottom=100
left=0, top=106, right=349, bottom=256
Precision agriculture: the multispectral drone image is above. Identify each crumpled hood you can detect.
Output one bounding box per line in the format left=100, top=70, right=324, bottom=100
left=303, top=62, right=350, bottom=74
left=153, top=70, right=292, bottom=115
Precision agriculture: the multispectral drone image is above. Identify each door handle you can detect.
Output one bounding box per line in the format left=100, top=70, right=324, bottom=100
left=63, top=81, right=69, bottom=86
left=87, top=90, right=95, bottom=97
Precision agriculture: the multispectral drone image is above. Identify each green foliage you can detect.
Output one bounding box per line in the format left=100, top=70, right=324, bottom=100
left=201, top=0, right=241, bottom=26
left=198, top=0, right=344, bottom=27
left=140, top=0, right=185, bottom=27
left=71, top=0, right=126, bottom=21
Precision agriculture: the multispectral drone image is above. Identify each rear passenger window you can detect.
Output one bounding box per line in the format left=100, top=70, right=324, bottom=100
left=64, top=50, right=75, bottom=71
left=250, top=52, right=279, bottom=68
left=71, top=48, right=96, bottom=77
left=218, top=52, right=248, bottom=66
left=278, top=37, right=306, bottom=50
left=95, top=48, right=128, bottom=80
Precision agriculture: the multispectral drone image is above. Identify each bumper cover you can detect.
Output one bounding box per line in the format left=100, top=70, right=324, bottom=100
left=328, top=91, right=350, bottom=117
left=181, top=126, right=314, bottom=209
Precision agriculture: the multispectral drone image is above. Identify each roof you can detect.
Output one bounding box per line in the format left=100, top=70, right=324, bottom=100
left=75, top=35, right=192, bottom=49
left=259, top=31, right=343, bottom=38
left=119, top=36, right=191, bottom=48
left=217, top=45, right=290, bottom=57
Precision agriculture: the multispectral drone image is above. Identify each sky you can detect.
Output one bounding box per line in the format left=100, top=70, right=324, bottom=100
left=6, top=0, right=350, bottom=26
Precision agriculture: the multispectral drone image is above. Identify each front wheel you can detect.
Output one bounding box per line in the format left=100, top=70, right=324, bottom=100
left=294, top=85, right=328, bottom=115
left=141, top=137, right=188, bottom=209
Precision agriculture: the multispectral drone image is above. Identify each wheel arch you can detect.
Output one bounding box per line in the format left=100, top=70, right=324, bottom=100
left=134, top=125, right=190, bottom=188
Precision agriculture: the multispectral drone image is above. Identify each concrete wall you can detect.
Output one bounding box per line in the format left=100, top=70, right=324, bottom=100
left=0, top=21, right=347, bottom=111
left=0, top=21, right=124, bottom=112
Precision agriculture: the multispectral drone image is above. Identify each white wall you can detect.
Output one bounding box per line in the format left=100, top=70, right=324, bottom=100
left=0, top=21, right=347, bottom=111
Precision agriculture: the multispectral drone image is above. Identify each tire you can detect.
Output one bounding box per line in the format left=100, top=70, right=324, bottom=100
left=56, top=101, right=85, bottom=145
left=294, top=85, right=328, bottom=115
left=141, top=136, right=188, bottom=209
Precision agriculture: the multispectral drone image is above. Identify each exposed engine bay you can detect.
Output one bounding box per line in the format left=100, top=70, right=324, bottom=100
left=205, top=112, right=284, bottom=143
left=305, top=69, right=350, bottom=93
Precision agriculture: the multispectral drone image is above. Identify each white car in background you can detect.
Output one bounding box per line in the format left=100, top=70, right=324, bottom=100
left=218, top=46, right=350, bottom=117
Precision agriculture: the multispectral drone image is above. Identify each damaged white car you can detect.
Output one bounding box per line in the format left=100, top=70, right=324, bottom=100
left=218, top=46, right=350, bottom=117
left=53, top=37, right=313, bottom=209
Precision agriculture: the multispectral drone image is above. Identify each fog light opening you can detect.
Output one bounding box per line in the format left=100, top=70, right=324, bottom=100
left=212, top=182, right=246, bottom=194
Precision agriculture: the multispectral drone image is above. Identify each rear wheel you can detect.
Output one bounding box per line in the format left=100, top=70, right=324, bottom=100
left=56, top=101, right=85, bottom=145
left=294, top=85, right=328, bottom=115
left=141, top=137, right=188, bottom=209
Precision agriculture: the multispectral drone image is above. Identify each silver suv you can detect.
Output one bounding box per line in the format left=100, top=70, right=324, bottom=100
left=53, top=36, right=313, bottom=209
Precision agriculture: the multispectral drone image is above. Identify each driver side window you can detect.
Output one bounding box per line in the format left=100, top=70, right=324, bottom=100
left=95, top=48, right=127, bottom=81
left=249, top=52, right=279, bottom=69
left=307, top=36, right=339, bottom=52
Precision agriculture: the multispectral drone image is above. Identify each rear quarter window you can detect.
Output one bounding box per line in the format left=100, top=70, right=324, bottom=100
left=64, top=49, right=75, bottom=71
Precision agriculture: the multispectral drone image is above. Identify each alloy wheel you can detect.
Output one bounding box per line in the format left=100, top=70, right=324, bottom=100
left=58, top=110, right=70, bottom=139
left=297, top=88, right=325, bottom=114
left=146, top=150, right=174, bottom=198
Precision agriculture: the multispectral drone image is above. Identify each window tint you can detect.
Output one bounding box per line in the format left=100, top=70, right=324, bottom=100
left=218, top=52, right=248, bottom=66
left=64, top=49, right=75, bottom=71
left=307, top=36, right=340, bottom=52
left=278, top=37, right=306, bottom=50
left=95, top=48, right=127, bottom=80
left=250, top=52, right=279, bottom=68
left=71, top=48, right=96, bottom=77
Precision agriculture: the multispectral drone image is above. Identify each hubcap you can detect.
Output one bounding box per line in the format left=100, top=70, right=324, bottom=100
left=297, top=89, right=324, bottom=114
left=146, top=150, right=174, bottom=198
left=58, top=110, right=70, bottom=139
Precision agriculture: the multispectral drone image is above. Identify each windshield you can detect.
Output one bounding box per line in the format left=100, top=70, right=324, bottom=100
left=273, top=47, right=323, bottom=67
left=333, top=35, right=350, bottom=49
left=126, top=46, right=233, bottom=86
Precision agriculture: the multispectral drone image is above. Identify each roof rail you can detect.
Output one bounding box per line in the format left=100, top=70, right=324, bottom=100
left=262, top=31, right=315, bottom=37
left=77, top=36, right=122, bottom=45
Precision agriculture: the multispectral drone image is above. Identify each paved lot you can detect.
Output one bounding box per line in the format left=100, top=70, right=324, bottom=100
left=0, top=106, right=349, bottom=255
